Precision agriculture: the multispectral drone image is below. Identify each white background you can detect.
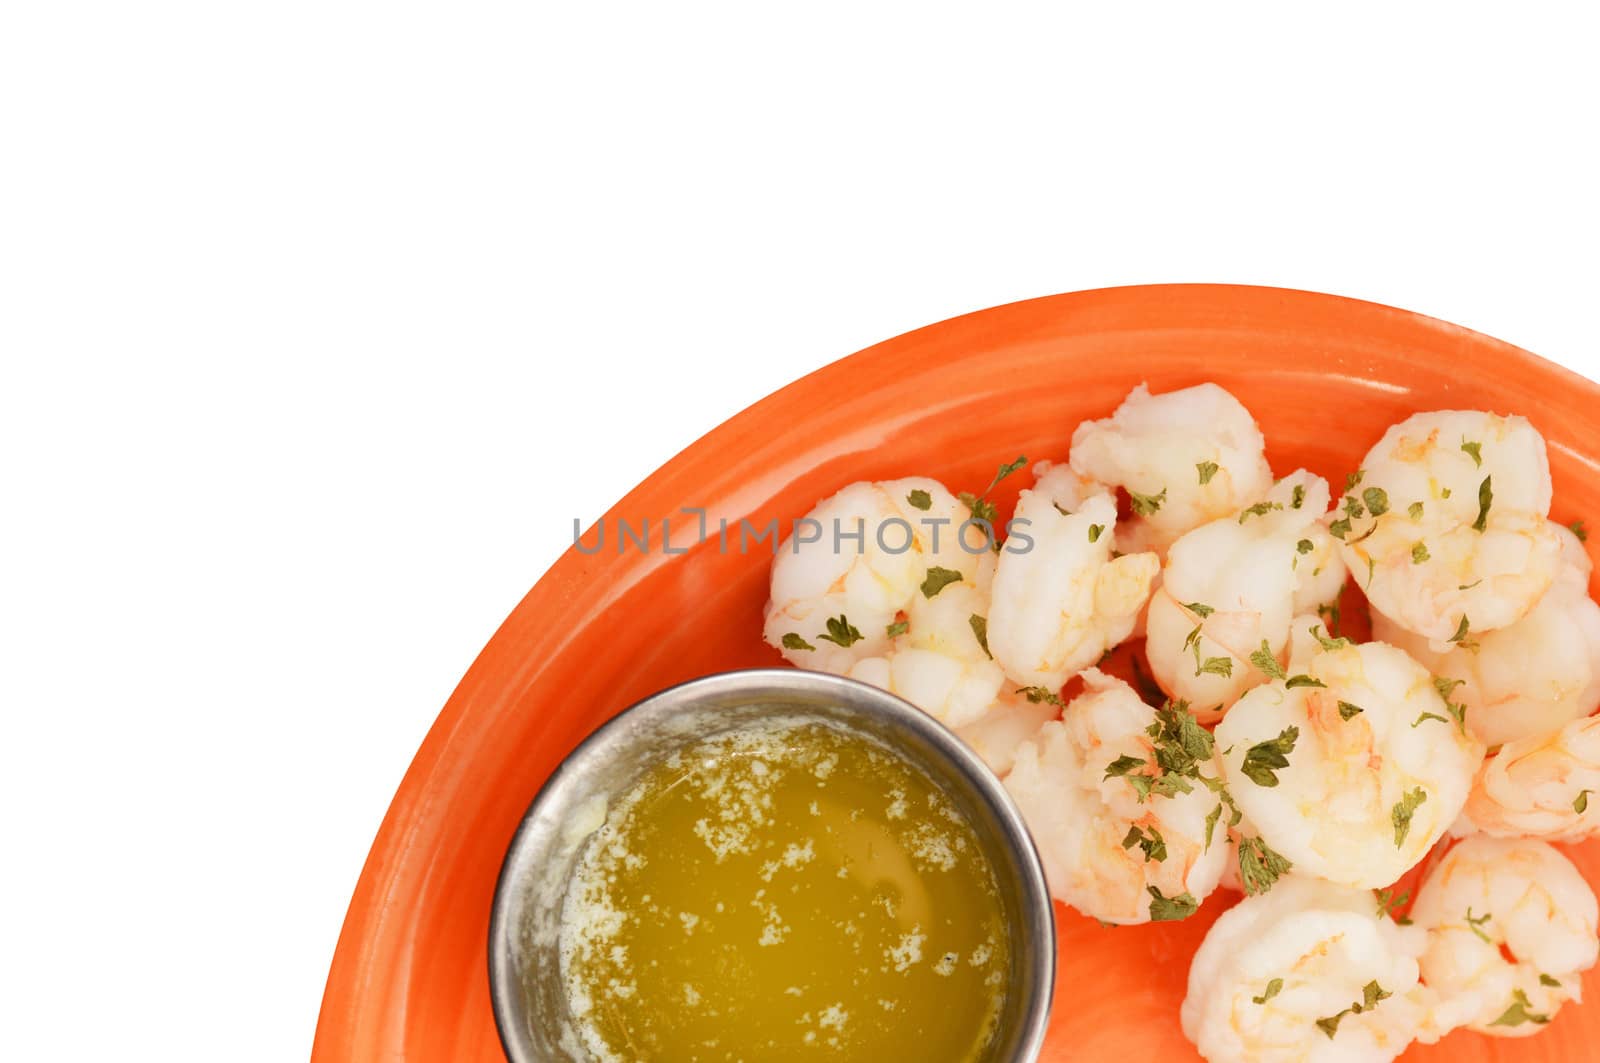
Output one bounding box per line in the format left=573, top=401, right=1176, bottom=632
left=3, top=3, right=1598, bottom=1060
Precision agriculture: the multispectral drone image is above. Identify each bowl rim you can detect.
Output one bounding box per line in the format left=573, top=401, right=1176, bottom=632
left=486, top=666, right=1057, bottom=1062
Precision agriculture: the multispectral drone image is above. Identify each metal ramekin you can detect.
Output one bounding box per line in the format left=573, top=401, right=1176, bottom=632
left=488, top=668, right=1055, bottom=1061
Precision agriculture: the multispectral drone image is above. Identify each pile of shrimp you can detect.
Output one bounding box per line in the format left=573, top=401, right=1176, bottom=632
left=762, top=383, right=1600, bottom=1061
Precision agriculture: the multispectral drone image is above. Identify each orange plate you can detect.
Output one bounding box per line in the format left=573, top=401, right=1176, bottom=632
left=315, top=285, right=1600, bottom=1062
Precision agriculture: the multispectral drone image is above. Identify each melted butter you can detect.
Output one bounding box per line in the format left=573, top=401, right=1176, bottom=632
left=557, top=720, right=1010, bottom=1062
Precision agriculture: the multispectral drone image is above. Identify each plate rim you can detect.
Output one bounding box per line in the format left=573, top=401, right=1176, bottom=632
left=313, top=283, right=1600, bottom=1060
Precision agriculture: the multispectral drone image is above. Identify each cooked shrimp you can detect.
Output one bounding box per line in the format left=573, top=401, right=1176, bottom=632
left=1338, top=410, right=1562, bottom=644
left=1461, top=714, right=1600, bottom=841
left=1293, top=516, right=1349, bottom=619
left=1145, top=471, right=1333, bottom=722
left=953, top=686, right=1061, bottom=776
left=846, top=554, right=1006, bottom=728
left=986, top=463, right=1159, bottom=690
left=764, top=477, right=987, bottom=673
left=1003, top=669, right=1229, bottom=925
left=1215, top=618, right=1482, bottom=889
left=1067, top=382, right=1274, bottom=556
left=1373, top=522, right=1600, bottom=747
left=1181, top=875, right=1449, bottom=1063
left=1411, top=836, right=1599, bottom=1036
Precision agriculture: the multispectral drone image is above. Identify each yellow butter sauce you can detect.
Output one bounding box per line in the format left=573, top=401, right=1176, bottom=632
left=557, top=719, right=1010, bottom=1061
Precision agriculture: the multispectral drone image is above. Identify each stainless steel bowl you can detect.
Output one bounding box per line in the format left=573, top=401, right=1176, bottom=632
left=488, top=668, right=1055, bottom=1061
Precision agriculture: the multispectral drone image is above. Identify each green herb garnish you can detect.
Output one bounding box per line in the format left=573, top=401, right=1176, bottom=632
left=991, top=455, right=1028, bottom=484
left=959, top=492, right=998, bottom=525
left=1376, top=888, right=1411, bottom=921
left=1147, top=886, right=1199, bottom=922
left=818, top=615, right=863, bottom=647
left=969, top=614, right=990, bottom=657
left=958, top=455, right=1027, bottom=529
left=1122, top=824, right=1168, bottom=863
left=1249, top=640, right=1286, bottom=680
left=1312, top=624, right=1351, bottom=651
left=1129, top=487, right=1167, bottom=516
left=1240, top=501, right=1283, bottom=523
left=1491, top=989, right=1551, bottom=1027
left=1317, top=982, right=1392, bottom=1039
left=920, top=566, right=963, bottom=598
left=1432, top=676, right=1469, bottom=732
left=1238, top=834, right=1293, bottom=895
left=1392, top=787, right=1428, bottom=847
left=1104, top=754, right=1146, bottom=781
left=1203, top=802, right=1222, bottom=850
left=1240, top=727, right=1299, bottom=787
left=1253, top=978, right=1284, bottom=1005
left=1146, top=700, right=1216, bottom=777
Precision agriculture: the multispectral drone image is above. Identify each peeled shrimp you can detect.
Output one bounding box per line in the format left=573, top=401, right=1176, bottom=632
left=1339, top=410, right=1561, bottom=644
left=1216, top=618, right=1482, bottom=889
left=1411, top=836, right=1599, bottom=1036
left=1067, top=382, right=1274, bottom=556
left=1293, top=516, right=1349, bottom=619
left=1373, top=521, right=1600, bottom=747
left=1461, top=714, right=1600, bottom=841
left=1181, top=875, right=1450, bottom=1063
left=846, top=556, right=1005, bottom=728
left=1003, top=669, right=1228, bottom=925
left=764, top=477, right=984, bottom=671
left=953, top=686, right=1061, bottom=776
left=986, top=463, right=1159, bottom=691
left=763, top=477, right=1013, bottom=727
left=1146, top=471, right=1333, bottom=721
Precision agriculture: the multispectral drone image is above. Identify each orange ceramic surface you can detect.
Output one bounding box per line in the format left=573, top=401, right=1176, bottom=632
left=314, top=285, right=1600, bottom=1062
